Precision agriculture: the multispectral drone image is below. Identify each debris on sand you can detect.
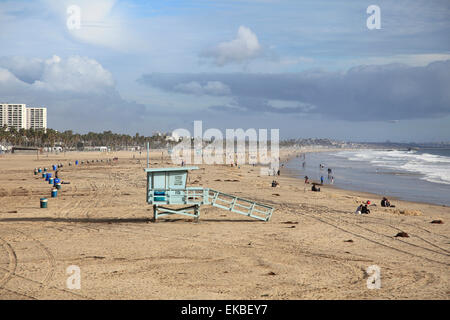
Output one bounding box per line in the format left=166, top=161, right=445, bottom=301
left=431, top=220, right=444, bottom=224
left=395, top=232, right=409, bottom=238
left=344, top=239, right=354, bottom=243
left=272, top=193, right=280, bottom=196
left=392, top=209, right=422, bottom=216
left=267, top=271, right=277, bottom=276
left=282, top=221, right=298, bottom=224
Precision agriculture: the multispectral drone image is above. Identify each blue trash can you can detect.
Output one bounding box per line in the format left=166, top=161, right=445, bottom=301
left=54, top=178, right=60, bottom=186
left=40, top=198, right=48, bottom=208
left=51, top=188, right=57, bottom=198
left=75, top=160, right=79, bottom=165
left=38, top=168, right=42, bottom=173
left=49, top=178, right=54, bottom=185
left=52, top=165, right=57, bottom=171
left=45, top=173, right=52, bottom=181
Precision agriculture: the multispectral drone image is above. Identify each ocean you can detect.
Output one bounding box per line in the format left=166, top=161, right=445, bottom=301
left=285, top=148, right=450, bottom=206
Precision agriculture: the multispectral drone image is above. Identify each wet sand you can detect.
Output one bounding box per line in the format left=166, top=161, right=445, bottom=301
left=0, top=150, right=449, bottom=299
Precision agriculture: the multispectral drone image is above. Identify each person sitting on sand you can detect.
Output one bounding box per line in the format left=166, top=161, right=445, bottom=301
left=381, top=197, right=395, bottom=208
left=361, top=204, right=371, bottom=214
left=355, top=204, right=363, bottom=214
left=271, top=180, right=279, bottom=187
left=311, top=183, right=320, bottom=192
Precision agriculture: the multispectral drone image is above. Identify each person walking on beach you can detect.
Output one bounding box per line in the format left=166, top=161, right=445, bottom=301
left=320, top=176, right=324, bottom=185
left=304, top=176, right=309, bottom=184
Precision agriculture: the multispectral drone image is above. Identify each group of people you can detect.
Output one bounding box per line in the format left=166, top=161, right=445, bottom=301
left=355, top=197, right=395, bottom=214
left=355, top=201, right=371, bottom=214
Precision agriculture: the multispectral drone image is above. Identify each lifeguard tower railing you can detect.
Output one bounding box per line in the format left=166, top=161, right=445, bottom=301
left=145, top=167, right=273, bottom=222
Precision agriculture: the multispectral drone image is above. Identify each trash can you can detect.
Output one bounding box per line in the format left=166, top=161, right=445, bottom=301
left=40, top=198, right=48, bottom=208
left=51, top=188, right=57, bottom=198
left=49, top=177, right=54, bottom=185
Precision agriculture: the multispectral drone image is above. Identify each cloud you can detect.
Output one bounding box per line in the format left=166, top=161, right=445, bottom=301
left=138, top=60, right=450, bottom=121
left=0, top=55, right=146, bottom=132
left=0, top=55, right=115, bottom=94
left=209, top=97, right=315, bottom=115
left=202, top=26, right=262, bottom=66
left=173, top=81, right=231, bottom=96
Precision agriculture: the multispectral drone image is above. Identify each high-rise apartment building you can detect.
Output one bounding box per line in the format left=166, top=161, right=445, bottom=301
left=0, top=103, right=27, bottom=131
left=0, top=103, right=47, bottom=131
left=26, top=107, right=47, bottom=131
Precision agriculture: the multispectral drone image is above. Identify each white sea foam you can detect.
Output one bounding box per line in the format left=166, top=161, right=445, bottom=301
left=335, top=149, right=450, bottom=185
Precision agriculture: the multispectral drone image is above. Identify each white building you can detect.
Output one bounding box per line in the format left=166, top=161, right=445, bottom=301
left=26, top=107, right=47, bottom=131
left=0, top=103, right=27, bottom=131
left=0, top=103, right=47, bottom=131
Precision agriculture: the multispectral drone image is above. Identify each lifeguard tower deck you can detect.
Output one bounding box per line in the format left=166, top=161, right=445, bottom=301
left=145, top=167, right=274, bottom=222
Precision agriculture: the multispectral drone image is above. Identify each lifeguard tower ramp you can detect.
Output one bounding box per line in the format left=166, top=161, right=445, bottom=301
left=145, top=167, right=274, bottom=222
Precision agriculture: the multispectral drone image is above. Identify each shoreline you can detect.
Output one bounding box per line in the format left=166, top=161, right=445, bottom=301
left=279, top=147, right=449, bottom=209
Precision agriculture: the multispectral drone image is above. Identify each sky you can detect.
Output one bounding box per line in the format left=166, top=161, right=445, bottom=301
left=0, top=0, right=449, bottom=142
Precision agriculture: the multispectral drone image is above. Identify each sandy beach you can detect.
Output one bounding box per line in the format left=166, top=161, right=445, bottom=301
left=0, top=149, right=449, bottom=300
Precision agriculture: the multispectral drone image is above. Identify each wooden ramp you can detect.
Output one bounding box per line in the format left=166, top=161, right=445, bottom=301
left=206, top=189, right=274, bottom=221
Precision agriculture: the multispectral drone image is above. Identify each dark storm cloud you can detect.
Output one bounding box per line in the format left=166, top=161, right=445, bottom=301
left=138, top=60, right=450, bottom=121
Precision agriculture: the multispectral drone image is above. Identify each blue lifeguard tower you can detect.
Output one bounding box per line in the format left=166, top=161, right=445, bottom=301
left=145, top=167, right=274, bottom=222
